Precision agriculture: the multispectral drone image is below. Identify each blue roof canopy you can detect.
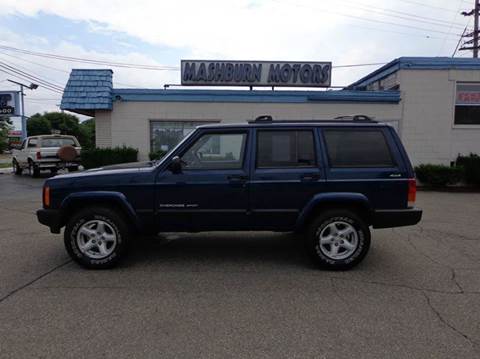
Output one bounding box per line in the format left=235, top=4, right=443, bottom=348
left=111, top=88, right=400, bottom=104
left=348, top=57, right=480, bottom=89
left=59, top=67, right=407, bottom=116
left=60, top=69, right=113, bottom=115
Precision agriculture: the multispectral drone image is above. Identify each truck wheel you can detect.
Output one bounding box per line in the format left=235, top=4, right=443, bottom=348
left=64, top=207, right=130, bottom=269
left=306, top=210, right=370, bottom=270
left=12, top=160, right=23, bottom=175
left=28, top=161, right=40, bottom=177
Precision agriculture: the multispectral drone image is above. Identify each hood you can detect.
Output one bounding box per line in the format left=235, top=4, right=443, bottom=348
left=50, top=161, right=156, bottom=180
left=86, top=161, right=156, bottom=171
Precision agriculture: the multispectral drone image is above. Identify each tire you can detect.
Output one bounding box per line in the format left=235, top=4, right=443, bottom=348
left=28, top=161, right=40, bottom=177
left=50, top=168, right=58, bottom=175
left=64, top=207, right=130, bottom=269
left=67, top=166, right=79, bottom=172
left=13, top=160, right=23, bottom=175
left=305, top=209, right=371, bottom=270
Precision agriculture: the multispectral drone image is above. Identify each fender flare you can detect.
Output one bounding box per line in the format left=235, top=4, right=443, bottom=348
left=60, top=191, right=141, bottom=230
left=295, top=192, right=372, bottom=230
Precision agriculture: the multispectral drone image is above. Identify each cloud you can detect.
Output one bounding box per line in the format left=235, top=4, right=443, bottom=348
left=0, top=0, right=468, bottom=122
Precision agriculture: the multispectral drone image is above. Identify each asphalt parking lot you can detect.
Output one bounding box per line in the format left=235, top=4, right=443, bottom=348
left=0, top=172, right=479, bottom=359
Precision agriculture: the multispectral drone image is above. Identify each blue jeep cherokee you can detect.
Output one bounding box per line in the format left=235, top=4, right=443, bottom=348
left=37, top=115, right=422, bottom=270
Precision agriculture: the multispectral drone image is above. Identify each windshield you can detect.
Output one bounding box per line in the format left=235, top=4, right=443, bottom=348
left=41, top=138, right=77, bottom=147
left=152, top=128, right=197, bottom=166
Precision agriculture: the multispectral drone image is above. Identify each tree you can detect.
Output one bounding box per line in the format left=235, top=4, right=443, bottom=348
left=27, top=116, right=51, bottom=136
left=79, top=118, right=95, bottom=149
left=26, top=112, right=95, bottom=148
left=0, top=117, right=13, bottom=153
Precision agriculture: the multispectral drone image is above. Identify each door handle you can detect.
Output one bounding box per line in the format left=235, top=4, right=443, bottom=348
left=301, top=174, right=321, bottom=182
left=227, top=175, right=248, bottom=182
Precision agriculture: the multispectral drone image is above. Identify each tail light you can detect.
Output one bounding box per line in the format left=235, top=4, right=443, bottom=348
left=36, top=151, right=42, bottom=160
left=408, top=178, right=416, bottom=207
left=43, top=186, right=50, bottom=207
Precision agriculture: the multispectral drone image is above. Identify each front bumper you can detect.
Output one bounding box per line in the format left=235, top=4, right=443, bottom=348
left=372, top=208, right=422, bottom=229
left=36, top=209, right=62, bottom=233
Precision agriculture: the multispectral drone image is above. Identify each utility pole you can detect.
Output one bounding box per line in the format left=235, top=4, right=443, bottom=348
left=7, top=79, right=38, bottom=140
left=459, top=1, right=480, bottom=58
left=476, top=0, right=479, bottom=58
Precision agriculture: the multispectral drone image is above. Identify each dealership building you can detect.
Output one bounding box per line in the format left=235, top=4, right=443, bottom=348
left=60, top=57, right=480, bottom=165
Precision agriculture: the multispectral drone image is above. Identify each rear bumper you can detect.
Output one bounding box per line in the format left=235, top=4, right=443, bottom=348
left=372, top=208, right=422, bottom=229
left=36, top=209, right=62, bottom=233
left=36, top=161, right=80, bottom=169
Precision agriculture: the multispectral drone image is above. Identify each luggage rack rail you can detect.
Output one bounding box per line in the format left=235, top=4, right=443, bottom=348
left=249, top=114, right=377, bottom=123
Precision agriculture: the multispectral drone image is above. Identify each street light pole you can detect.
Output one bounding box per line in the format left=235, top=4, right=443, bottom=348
left=7, top=79, right=38, bottom=140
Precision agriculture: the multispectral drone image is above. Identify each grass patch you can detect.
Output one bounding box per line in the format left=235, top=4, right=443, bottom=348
left=0, top=162, right=11, bottom=169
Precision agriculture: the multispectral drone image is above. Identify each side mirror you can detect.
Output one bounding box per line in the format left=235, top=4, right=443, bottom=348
left=168, top=156, right=183, bottom=174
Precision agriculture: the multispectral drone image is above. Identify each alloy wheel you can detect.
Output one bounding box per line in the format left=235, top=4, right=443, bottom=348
left=76, top=220, right=117, bottom=259
left=318, top=221, right=359, bottom=260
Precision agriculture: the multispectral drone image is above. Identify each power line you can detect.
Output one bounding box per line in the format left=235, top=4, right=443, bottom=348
left=0, top=44, right=179, bottom=71
left=395, top=0, right=466, bottom=13
left=341, top=0, right=468, bottom=30
left=459, top=1, right=480, bottom=58
left=333, top=62, right=387, bottom=68
left=273, top=0, right=464, bottom=37
left=453, top=25, right=470, bottom=56
left=438, top=0, right=466, bottom=55
left=0, top=51, right=70, bottom=74
left=0, top=65, right=63, bottom=94
left=0, top=57, right=65, bottom=88
left=0, top=62, right=64, bottom=92
left=0, top=51, right=142, bottom=88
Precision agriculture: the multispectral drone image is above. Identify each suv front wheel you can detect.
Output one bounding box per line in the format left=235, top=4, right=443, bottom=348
left=306, top=210, right=370, bottom=270
left=64, top=207, right=130, bottom=269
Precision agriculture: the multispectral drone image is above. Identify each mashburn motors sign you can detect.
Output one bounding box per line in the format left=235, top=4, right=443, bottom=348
left=181, top=60, right=332, bottom=87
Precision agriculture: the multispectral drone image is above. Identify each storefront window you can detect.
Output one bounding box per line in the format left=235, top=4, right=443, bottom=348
left=455, top=83, right=480, bottom=125
left=150, top=121, right=214, bottom=153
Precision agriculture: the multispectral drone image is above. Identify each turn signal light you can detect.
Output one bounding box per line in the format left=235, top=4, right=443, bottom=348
left=43, top=186, right=50, bottom=207
left=408, top=178, right=416, bottom=208
left=36, top=151, right=42, bottom=160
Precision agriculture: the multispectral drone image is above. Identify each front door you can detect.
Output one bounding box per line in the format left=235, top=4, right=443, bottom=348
left=155, top=129, right=250, bottom=231
left=250, top=128, right=324, bottom=230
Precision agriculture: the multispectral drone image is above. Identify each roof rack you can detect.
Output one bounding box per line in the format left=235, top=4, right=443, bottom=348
left=248, top=114, right=378, bottom=124
left=334, top=114, right=376, bottom=122
left=249, top=115, right=273, bottom=123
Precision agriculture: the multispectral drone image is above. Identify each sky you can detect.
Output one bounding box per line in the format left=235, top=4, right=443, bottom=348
left=0, top=0, right=475, bottom=127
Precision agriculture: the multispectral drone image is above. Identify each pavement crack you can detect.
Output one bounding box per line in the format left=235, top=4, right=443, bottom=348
left=331, top=276, right=462, bottom=295
left=0, top=260, right=72, bottom=305
left=422, top=291, right=479, bottom=350
left=399, top=230, right=469, bottom=294
left=451, top=268, right=465, bottom=294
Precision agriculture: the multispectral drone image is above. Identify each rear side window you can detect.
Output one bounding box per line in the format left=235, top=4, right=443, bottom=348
left=41, top=138, right=76, bottom=147
left=27, top=138, right=38, bottom=147
left=323, top=129, right=395, bottom=168
left=257, top=130, right=316, bottom=168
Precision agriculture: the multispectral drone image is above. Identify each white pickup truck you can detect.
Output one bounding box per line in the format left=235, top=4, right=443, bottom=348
left=12, top=135, right=82, bottom=177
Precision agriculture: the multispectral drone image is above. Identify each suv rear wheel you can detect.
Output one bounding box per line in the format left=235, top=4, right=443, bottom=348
left=306, top=210, right=370, bottom=270
left=64, top=207, right=130, bottom=269
left=28, top=160, right=40, bottom=177
left=12, top=160, right=22, bottom=175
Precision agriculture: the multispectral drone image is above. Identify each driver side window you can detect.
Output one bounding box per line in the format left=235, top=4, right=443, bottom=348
left=181, top=132, right=247, bottom=170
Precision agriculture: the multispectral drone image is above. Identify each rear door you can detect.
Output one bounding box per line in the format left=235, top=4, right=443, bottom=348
left=320, top=126, right=408, bottom=209
left=250, top=127, right=325, bottom=230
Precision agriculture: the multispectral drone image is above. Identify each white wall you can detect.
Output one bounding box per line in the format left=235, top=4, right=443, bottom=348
left=103, top=100, right=402, bottom=160
left=95, top=110, right=112, bottom=148
left=399, top=69, right=480, bottom=165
